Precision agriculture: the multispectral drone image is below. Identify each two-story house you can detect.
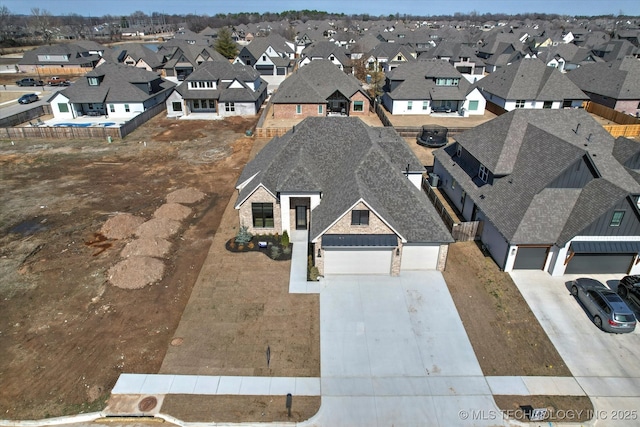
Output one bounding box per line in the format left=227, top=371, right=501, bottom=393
left=165, top=60, right=267, bottom=118
left=233, top=34, right=296, bottom=87
left=433, top=109, right=640, bottom=276
left=382, top=59, right=486, bottom=116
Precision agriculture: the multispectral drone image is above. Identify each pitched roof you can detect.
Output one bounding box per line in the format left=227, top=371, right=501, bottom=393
left=57, top=62, right=175, bottom=103
left=385, top=59, right=472, bottom=101
left=476, top=58, right=588, bottom=101
left=435, top=109, right=640, bottom=245
left=271, top=59, right=366, bottom=104
left=236, top=117, right=453, bottom=244
left=176, top=61, right=266, bottom=102
left=567, top=56, right=640, bottom=100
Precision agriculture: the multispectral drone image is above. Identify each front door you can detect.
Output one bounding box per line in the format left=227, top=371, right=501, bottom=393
left=295, top=206, right=307, bottom=230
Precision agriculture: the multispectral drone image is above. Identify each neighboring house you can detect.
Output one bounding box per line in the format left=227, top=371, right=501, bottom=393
left=476, top=58, right=588, bottom=111
left=475, top=32, right=529, bottom=72
left=165, top=60, right=267, bottom=118
left=48, top=62, right=175, bottom=119
left=99, top=43, right=164, bottom=72
left=158, top=41, right=227, bottom=82
left=420, top=41, right=486, bottom=76
left=567, top=56, right=640, bottom=117
left=298, top=41, right=352, bottom=72
left=233, top=34, right=296, bottom=86
left=270, top=60, right=371, bottom=119
left=235, top=117, right=453, bottom=276
left=590, top=39, right=640, bottom=62
left=18, top=43, right=101, bottom=73
left=433, top=109, right=640, bottom=276
left=536, top=43, right=604, bottom=73
left=382, top=59, right=486, bottom=116
left=362, top=42, right=417, bottom=72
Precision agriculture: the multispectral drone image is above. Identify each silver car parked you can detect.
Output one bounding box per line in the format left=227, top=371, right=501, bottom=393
left=570, top=278, right=636, bottom=333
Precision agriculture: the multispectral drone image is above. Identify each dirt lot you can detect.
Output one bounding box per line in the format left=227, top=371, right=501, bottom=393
left=0, top=115, right=259, bottom=419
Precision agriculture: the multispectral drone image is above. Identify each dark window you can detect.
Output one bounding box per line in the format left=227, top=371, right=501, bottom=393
left=353, top=101, right=364, bottom=112
left=610, top=211, right=625, bottom=227
left=58, top=103, right=69, bottom=113
left=252, top=203, right=274, bottom=228
left=172, top=102, right=182, bottom=112
left=515, top=100, right=525, bottom=108
left=351, top=210, right=369, bottom=225
left=225, top=102, right=235, bottom=112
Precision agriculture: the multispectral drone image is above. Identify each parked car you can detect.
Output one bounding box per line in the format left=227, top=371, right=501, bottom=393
left=416, top=125, right=448, bottom=147
left=18, top=93, right=39, bottom=104
left=16, top=78, right=43, bottom=87
left=617, top=275, right=640, bottom=309
left=570, top=278, right=636, bottom=333
left=46, top=76, right=70, bottom=86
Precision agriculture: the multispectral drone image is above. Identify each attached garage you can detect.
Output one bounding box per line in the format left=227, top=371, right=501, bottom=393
left=255, top=65, right=274, bottom=75
left=322, top=234, right=396, bottom=275
left=565, top=241, right=640, bottom=274
left=400, top=245, right=441, bottom=271
left=513, top=246, right=549, bottom=270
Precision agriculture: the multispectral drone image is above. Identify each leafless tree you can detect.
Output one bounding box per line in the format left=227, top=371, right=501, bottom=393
left=0, top=5, right=11, bottom=43
left=31, top=7, right=54, bottom=44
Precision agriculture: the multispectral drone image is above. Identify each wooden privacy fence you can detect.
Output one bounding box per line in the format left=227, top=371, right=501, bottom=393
left=422, top=178, right=481, bottom=242
left=584, top=101, right=640, bottom=138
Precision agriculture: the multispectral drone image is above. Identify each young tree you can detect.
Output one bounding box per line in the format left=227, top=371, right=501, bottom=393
left=215, top=27, right=238, bottom=59
left=31, top=7, right=54, bottom=44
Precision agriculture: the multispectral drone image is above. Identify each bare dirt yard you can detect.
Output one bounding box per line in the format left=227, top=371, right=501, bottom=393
left=0, top=115, right=259, bottom=419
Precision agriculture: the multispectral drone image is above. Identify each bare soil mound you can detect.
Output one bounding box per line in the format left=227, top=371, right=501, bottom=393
left=100, top=213, right=146, bottom=239
left=153, top=203, right=192, bottom=221
left=107, top=256, right=165, bottom=289
left=121, top=237, right=172, bottom=259
left=135, top=217, right=181, bottom=240
left=166, top=187, right=206, bottom=204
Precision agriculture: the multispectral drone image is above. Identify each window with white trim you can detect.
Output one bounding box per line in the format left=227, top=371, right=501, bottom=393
left=515, top=100, right=525, bottom=108
left=478, top=164, right=489, bottom=182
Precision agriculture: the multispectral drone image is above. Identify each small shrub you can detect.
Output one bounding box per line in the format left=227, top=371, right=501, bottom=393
left=270, top=245, right=281, bottom=259
left=307, top=255, right=319, bottom=281
left=228, top=241, right=236, bottom=249
left=281, top=230, right=290, bottom=247
left=238, top=244, right=245, bottom=251
left=247, top=241, right=255, bottom=249
left=283, top=245, right=291, bottom=255
left=235, top=225, right=253, bottom=244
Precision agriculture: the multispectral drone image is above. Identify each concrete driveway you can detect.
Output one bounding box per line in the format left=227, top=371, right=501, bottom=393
left=511, top=271, right=640, bottom=426
left=308, top=271, right=505, bottom=427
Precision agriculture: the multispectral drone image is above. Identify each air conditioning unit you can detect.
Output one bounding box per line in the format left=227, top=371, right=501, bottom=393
left=429, top=173, right=440, bottom=187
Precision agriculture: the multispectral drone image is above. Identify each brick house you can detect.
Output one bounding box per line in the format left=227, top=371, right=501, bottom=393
left=270, top=59, right=371, bottom=119
left=235, top=117, right=453, bottom=276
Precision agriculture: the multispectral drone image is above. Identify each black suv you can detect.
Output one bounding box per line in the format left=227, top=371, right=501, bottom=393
left=16, top=78, right=43, bottom=87
left=617, top=275, right=640, bottom=308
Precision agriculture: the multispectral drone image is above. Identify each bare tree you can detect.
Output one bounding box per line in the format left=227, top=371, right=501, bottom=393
left=31, top=7, right=54, bottom=44
left=0, top=5, right=11, bottom=43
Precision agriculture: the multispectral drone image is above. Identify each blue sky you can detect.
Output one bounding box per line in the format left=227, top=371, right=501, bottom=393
left=4, top=0, right=640, bottom=17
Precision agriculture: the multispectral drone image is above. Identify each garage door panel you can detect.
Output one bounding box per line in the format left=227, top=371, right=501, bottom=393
left=566, top=253, right=633, bottom=274
left=401, top=246, right=439, bottom=271
left=513, top=247, right=548, bottom=270
left=324, top=249, right=392, bottom=275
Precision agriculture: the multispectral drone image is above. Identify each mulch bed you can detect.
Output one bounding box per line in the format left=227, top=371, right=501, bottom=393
left=225, top=235, right=293, bottom=261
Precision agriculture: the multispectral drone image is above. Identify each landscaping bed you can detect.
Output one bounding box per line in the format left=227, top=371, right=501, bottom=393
left=225, top=232, right=293, bottom=261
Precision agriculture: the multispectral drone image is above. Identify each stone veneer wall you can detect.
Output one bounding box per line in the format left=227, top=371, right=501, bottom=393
left=237, top=187, right=282, bottom=235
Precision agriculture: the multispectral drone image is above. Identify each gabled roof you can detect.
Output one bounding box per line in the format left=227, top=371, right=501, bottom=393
left=365, top=42, right=416, bottom=61
left=385, top=59, right=472, bottom=101
left=435, top=109, right=640, bottom=245
left=236, top=117, right=452, bottom=244
left=104, top=43, right=164, bottom=69
left=567, top=56, right=640, bottom=100
left=175, top=61, right=266, bottom=102
left=19, top=43, right=101, bottom=66
left=422, top=41, right=483, bottom=64
left=57, top=61, right=175, bottom=103
left=301, top=41, right=351, bottom=65
left=240, top=34, right=295, bottom=59
left=271, top=59, right=366, bottom=104
left=476, top=58, right=588, bottom=101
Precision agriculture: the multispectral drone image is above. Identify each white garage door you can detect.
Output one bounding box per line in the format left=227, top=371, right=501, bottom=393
left=401, top=245, right=440, bottom=271
left=324, top=248, right=393, bottom=275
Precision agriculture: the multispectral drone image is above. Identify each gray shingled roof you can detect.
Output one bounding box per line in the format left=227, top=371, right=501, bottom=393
left=434, top=109, right=640, bottom=245
left=301, top=41, right=351, bottom=65
left=19, top=44, right=101, bottom=66
left=57, top=62, right=175, bottom=103
left=385, top=59, right=472, bottom=101
left=236, top=117, right=453, bottom=244
left=175, top=60, right=266, bottom=102
left=476, top=58, right=588, bottom=101
left=271, top=59, right=366, bottom=104
left=567, top=56, right=640, bottom=100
